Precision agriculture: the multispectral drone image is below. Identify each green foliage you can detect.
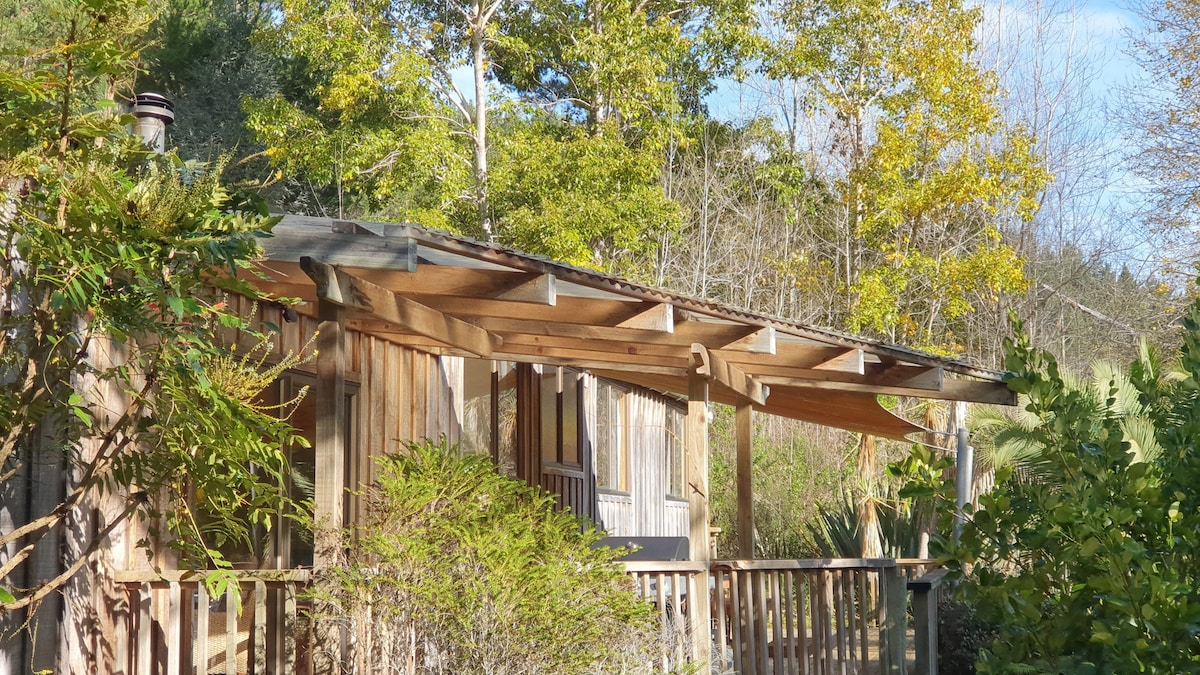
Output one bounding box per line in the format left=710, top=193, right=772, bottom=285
left=311, top=439, right=665, bottom=674
left=767, top=0, right=1049, bottom=353
left=489, top=114, right=684, bottom=270
left=493, top=0, right=757, bottom=135
left=936, top=303, right=1200, bottom=672
left=937, top=596, right=998, bottom=675
left=0, top=0, right=304, bottom=608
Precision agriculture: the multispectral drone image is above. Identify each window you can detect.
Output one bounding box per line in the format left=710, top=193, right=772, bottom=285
left=595, top=380, right=629, bottom=492
left=461, top=358, right=494, bottom=456
left=460, top=359, right=517, bottom=474
left=665, top=405, right=685, bottom=499
left=540, top=366, right=581, bottom=466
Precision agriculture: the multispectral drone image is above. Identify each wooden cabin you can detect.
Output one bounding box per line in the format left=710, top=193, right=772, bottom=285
left=7, top=215, right=1013, bottom=674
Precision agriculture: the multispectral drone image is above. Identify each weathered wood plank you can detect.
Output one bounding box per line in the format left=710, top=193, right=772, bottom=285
left=692, top=343, right=768, bottom=406
left=686, top=352, right=712, bottom=666
left=315, top=298, right=346, bottom=556
left=224, top=587, right=237, bottom=675
left=167, top=582, right=181, bottom=675
left=254, top=581, right=267, bottom=675
left=137, top=584, right=152, bottom=675
left=736, top=402, right=755, bottom=559
left=719, top=326, right=776, bottom=354
left=262, top=230, right=418, bottom=271
left=616, top=302, right=674, bottom=332
left=194, top=584, right=209, bottom=675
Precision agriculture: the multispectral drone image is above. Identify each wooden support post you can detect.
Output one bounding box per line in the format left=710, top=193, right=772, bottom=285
left=910, top=570, right=946, bottom=675
left=736, top=401, right=755, bottom=559
left=314, top=299, right=346, bottom=564
left=687, top=350, right=712, bottom=667
left=878, top=565, right=908, bottom=674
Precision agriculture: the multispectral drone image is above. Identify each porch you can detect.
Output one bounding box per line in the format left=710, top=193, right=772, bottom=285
left=114, top=558, right=948, bottom=675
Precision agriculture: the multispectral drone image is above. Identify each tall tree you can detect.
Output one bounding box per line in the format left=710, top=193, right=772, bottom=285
left=764, top=0, right=1049, bottom=353
left=1128, top=0, right=1200, bottom=261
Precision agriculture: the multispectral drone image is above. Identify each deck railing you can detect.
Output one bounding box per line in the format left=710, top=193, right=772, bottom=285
left=117, top=560, right=944, bottom=675
left=114, top=569, right=311, bottom=675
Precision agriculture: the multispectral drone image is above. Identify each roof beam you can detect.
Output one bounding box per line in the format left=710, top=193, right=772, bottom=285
left=812, top=348, right=865, bottom=374
left=617, top=302, right=674, bottom=332
left=692, top=344, right=768, bottom=405
left=759, top=376, right=1013, bottom=405
left=719, top=326, right=776, bottom=354
left=301, top=257, right=498, bottom=358
left=493, top=273, right=556, bottom=305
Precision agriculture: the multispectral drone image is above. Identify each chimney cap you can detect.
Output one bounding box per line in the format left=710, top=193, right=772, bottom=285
left=133, top=92, right=174, bottom=125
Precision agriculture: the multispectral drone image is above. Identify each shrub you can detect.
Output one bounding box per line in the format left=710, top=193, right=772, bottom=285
left=938, top=302, right=1200, bottom=672
left=937, top=596, right=998, bottom=675
left=309, top=439, right=667, bottom=674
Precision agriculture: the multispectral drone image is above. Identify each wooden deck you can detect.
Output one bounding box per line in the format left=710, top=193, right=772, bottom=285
left=115, top=559, right=945, bottom=675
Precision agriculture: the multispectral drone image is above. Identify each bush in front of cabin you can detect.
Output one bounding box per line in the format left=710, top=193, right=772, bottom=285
left=308, top=439, right=671, bottom=674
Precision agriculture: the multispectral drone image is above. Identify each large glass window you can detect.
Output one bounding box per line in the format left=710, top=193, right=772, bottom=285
left=595, top=380, right=629, bottom=492
left=461, top=359, right=518, bottom=475
left=540, top=366, right=580, bottom=466
left=461, top=358, right=494, bottom=456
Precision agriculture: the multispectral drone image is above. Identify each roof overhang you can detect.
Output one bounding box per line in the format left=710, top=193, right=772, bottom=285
left=250, top=215, right=1015, bottom=440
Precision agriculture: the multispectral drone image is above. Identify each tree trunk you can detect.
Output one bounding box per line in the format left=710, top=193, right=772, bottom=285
left=471, top=2, right=491, bottom=240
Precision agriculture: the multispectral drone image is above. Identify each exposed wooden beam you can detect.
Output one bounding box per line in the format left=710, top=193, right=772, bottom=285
left=761, top=376, right=1013, bottom=405
left=493, top=273, right=556, bottom=305
left=720, top=326, right=776, bottom=354
left=742, top=362, right=939, bottom=389
left=812, top=348, right=865, bottom=374
left=402, top=295, right=651, bottom=327
left=301, top=257, right=498, bottom=358
left=617, top=302, right=674, bottom=332
left=691, top=344, right=768, bottom=406
left=941, top=379, right=1017, bottom=405
left=736, top=402, right=755, bottom=559
left=314, top=299, right=345, bottom=564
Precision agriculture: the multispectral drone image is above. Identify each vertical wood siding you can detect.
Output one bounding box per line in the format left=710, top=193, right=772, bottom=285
left=222, top=297, right=685, bottom=539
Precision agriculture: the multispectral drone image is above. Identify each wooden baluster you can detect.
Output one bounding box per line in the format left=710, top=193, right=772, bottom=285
left=858, top=571, right=869, bottom=672
left=137, top=583, right=152, bottom=675
left=254, top=581, right=267, bottom=675
left=771, top=571, right=784, bottom=675
left=284, top=581, right=298, bottom=675
left=715, top=569, right=729, bottom=673
left=730, top=570, right=744, bottom=674
left=195, top=584, right=210, bottom=675
left=225, top=586, right=238, bottom=675
left=167, top=581, right=182, bottom=675
left=115, top=584, right=129, bottom=675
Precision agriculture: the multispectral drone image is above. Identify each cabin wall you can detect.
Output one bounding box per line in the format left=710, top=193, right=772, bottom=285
left=227, top=296, right=686, bottom=544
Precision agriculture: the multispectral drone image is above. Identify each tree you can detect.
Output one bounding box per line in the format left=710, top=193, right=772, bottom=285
left=493, top=0, right=755, bottom=134
left=243, top=0, right=725, bottom=267
left=764, top=0, right=1049, bottom=353
left=0, top=1, right=304, bottom=669
left=1127, top=0, right=1200, bottom=254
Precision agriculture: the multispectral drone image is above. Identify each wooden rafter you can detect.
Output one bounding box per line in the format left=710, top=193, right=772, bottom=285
left=300, top=257, right=499, bottom=358
left=616, top=302, right=674, bottom=332
left=719, top=326, right=776, bottom=354
left=812, top=348, right=865, bottom=373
